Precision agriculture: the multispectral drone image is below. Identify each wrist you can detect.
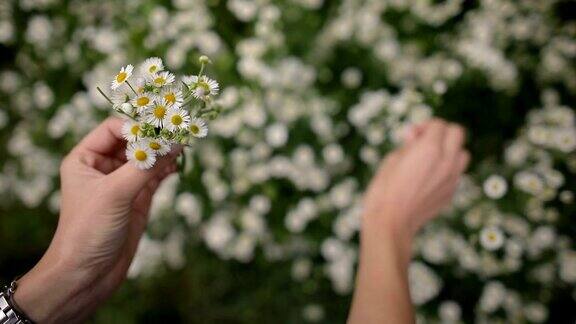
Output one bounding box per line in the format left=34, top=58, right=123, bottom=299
left=13, top=246, right=97, bottom=323
left=361, top=207, right=415, bottom=268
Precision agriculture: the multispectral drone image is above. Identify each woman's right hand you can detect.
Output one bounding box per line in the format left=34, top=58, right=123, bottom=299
left=349, top=118, right=469, bottom=324
left=363, top=118, right=469, bottom=244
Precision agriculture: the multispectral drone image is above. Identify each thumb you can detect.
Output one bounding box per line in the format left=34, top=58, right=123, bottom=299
left=105, top=145, right=183, bottom=200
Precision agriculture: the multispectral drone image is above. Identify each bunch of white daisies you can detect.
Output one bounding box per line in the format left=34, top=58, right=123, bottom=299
left=98, top=55, right=220, bottom=169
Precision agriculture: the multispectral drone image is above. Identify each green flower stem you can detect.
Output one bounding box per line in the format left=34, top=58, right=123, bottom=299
left=116, top=110, right=137, bottom=121
left=197, top=62, right=205, bottom=79
left=97, top=87, right=114, bottom=105
left=182, top=95, right=196, bottom=107
left=125, top=81, right=138, bottom=95
left=178, top=148, right=187, bottom=175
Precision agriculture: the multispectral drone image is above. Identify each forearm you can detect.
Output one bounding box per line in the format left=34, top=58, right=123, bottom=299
left=348, top=212, right=415, bottom=324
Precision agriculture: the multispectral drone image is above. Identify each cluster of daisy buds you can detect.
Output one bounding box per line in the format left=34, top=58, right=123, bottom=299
left=98, top=55, right=221, bottom=169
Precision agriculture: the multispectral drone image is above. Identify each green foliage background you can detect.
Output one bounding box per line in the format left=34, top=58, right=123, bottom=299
left=1, top=0, right=576, bottom=323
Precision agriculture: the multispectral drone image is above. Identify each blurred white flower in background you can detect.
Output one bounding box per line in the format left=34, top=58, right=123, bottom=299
left=302, top=303, right=325, bottom=322
left=479, top=226, right=505, bottom=251
left=483, top=175, right=507, bottom=199
left=438, top=300, right=462, bottom=322
left=203, top=213, right=236, bottom=254
left=409, top=261, right=442, bottom=306
left=479, top=281, right=506, bottom=313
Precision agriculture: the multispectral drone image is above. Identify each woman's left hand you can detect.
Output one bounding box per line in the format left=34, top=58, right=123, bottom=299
left=14, top=117, right=181, bottom=324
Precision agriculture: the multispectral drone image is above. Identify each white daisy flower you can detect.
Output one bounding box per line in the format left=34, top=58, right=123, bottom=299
left=131, top=93, right=154, bottom=112
left=483, top=175, right=508, bottom=199
left=147, top=99, right=170, bottom=127
left=111, top=64, right=134, bottom=90
left=189, top=117, right=208, bottom=138
left=194, top=77, right=219, bottom=99
left=181, top=75, right=198, bottom=86
left=150, top=71, right=175, bottom=88
left=145, top=138, right=171, bottom=156
left=126, top=141, right=157, bottom=170
left=164, top=107, right=190, bottom=132
left=133, top=77, right=148, bottom=94
left=121, top=120, right=143, bottom=142
left=183, top=75, right=219, bottom=100
left=480, top=226, right=505, bottom=251
left=140, top=57, right=164, bottom=75
left=161, top=86, right=184, bottom=108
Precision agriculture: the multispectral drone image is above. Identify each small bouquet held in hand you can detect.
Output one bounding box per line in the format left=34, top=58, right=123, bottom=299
left=98, top=55, right=220, bottom=169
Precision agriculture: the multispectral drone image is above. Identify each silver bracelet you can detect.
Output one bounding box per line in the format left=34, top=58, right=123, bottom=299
left=0, top=280, right=33, bottom=324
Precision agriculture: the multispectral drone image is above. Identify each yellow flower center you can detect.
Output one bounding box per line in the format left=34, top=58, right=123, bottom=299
left=130, top=125, right=140, bottom=135
left=487, top=233, right=496, bottom=241
left=149, top=65, right=157, bottom=73
left=154, top=77, right=166, bottom=86
left=171, top=115, right=183, bottom=125
left=153, top=106, right=166, bottom=118
left=165, top=93, right=176, bottom=104
left=149, top=142, right=161, bottom=150
left=134, top=150, right=147, bottom=161
left=136, top=97, right=150, bottom=107
left=190, top=125, right=199, bottom=134
left=116, top=72, right=127, bottom=83
left=197, top=82, right=210, bottom=96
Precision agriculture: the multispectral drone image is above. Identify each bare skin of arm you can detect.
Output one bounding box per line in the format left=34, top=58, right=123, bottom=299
left=348, top=119, right=469, bottom=323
